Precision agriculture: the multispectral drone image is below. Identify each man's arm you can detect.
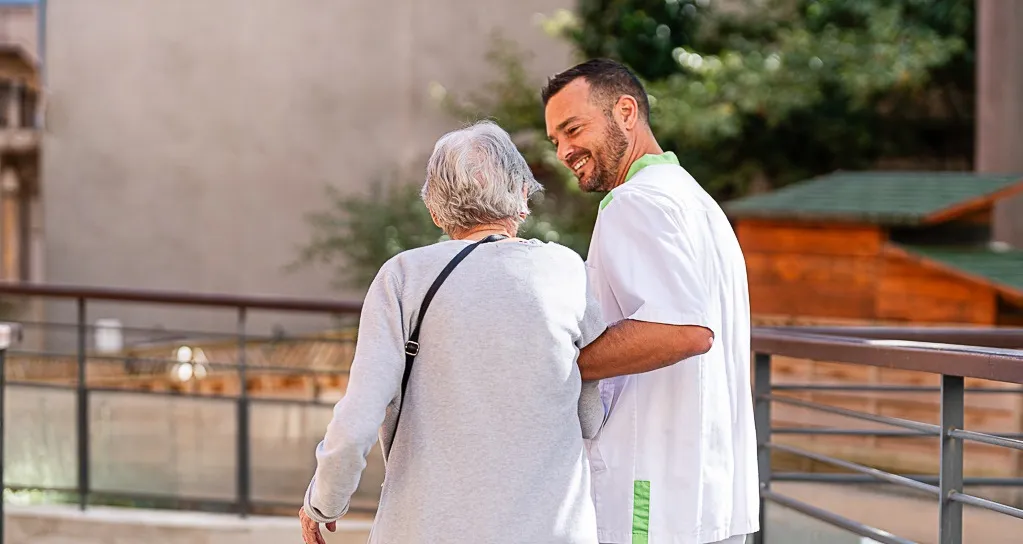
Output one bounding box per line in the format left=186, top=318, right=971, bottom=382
left=578, top=319, right=713, bottom=381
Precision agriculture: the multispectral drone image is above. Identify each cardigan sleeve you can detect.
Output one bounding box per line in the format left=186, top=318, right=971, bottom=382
left=303, top=264, right=407, bottom=523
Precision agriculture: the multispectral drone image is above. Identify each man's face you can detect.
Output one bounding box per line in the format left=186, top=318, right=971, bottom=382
left=544, top=79, right=629, bottom=193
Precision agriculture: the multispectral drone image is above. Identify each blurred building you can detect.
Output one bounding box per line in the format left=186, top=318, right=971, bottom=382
left=0, top=0, right=40, bottom=290
left=0, top=0, right=1019, bottom=343
left=979, top=0, right=1023, bottom=246
left=726, top=171, right=1023, bottom=327
left=21, top=0, right=574, bottom=341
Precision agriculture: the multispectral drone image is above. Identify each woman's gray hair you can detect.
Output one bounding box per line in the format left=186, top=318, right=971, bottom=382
left=422, top=120, right=543, bottom=234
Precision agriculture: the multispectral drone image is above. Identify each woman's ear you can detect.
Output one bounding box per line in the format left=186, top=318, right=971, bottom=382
left=519, top=184, right=530, bottom=218
left=429, top=210, right=442, bottom=229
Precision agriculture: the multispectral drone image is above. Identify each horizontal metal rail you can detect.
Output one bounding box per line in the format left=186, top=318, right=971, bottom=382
left=947, top=429, right=1023, bottom=452
left=772, top=384, right=1022, bottom=394
left=772, top=473, right=1023, bottom=486
left=767, top=443, right=940, bottom=496
left=773, top=427, right=1023, bottom=439
left=1, top=484, right=378, bottom=515
left=767, top=326, right=1023, bottom=349
left=773, top=429, right=937, bottom=437
left=752, top=329, right=1023, bottom=384
left=760, top=489, right=916, bottom=544
left=949, top=492, right=1023, bottom=520
left=6, top=349, right=351, bottom=375
left=7, top=380, right=341, bottom=407
left=764, top=394, right=941, bottom=435
left=0, top=282, right=363, bottom=313
left=11, top=319, right=356, bottom=344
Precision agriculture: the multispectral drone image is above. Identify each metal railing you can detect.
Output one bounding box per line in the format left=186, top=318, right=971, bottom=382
left=4, top=283, right=1023, bottom=544
left=752, top=326, right=1023, bottom=544
left=0, top=283, right=366, bottom=540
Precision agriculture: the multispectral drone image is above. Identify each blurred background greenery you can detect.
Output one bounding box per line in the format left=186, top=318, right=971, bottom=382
left=296, top=0, right=976, bottom=291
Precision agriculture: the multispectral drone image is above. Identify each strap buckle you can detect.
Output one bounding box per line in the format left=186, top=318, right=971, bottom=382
left=404, top=341, right=420, bottom=356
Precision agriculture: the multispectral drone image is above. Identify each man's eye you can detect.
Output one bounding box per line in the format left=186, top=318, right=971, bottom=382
left=567, top=126, right=580, bottom=135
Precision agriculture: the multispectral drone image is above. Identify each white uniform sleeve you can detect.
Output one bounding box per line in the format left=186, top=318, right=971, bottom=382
left=595, top=191, right=717, bottom=337
left=302, top=265, right=406, bottom=524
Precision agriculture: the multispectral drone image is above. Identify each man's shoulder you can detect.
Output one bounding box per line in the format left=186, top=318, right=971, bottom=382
left=618, top=163, right=727, bottom=220
left=600, top=179, right=686, bottom=223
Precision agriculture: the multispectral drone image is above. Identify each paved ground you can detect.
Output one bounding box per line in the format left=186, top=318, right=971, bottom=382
left=5, top=482, right=1020, bottom=543
left=4, top=503, right=373, bottom=543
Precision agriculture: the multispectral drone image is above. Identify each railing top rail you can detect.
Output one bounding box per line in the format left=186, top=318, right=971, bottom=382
left=772, top=325, right=1023, bottom=349
left=752, top=328, right=1023, bottom=384
left=0, top=283, right=363, bottom=314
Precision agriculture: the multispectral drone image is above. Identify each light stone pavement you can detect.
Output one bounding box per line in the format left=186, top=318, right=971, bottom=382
left=5, top=482, right=1020, bottom=543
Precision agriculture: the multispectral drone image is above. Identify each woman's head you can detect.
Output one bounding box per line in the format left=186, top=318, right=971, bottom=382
left=422, top=120, right=543, bottom=237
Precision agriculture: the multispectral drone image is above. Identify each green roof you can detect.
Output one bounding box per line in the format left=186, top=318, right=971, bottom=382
left=724, top=172, right=1023, bottom=225
left=900, top=245, right=1023, bottom=294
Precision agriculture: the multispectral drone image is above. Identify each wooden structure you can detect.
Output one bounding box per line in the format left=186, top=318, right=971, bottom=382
left=724, top=172, right=1023, bottom=484
left=725, top=171, right=1023, bottom=326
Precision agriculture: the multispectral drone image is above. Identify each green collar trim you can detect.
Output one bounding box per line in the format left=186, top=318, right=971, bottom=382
left=625, top=151, right=679, bottom=182
left=599, top=152, right=680, bottom=210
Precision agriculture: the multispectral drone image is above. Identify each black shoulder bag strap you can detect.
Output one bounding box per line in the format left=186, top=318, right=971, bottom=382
left=391, top=233, right=507, bottom=441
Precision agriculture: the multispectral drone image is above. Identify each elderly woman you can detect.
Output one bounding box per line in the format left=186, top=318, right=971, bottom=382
left=299, top=120, right=606, bottom=544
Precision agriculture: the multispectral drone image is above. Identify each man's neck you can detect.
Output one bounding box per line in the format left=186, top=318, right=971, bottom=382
left=609, top=131, right=663, bottom=191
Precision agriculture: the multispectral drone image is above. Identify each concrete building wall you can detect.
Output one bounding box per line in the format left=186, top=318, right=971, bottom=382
left=978, top=0, right=1023, bottom=247
left=40, top=0, right=572, bottom=338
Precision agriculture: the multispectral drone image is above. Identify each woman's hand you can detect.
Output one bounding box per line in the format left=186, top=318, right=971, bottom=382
left=299, top=507, right=337, bottom=544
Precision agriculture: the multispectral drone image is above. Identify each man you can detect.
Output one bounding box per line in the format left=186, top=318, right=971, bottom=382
left=543, top=59, right=759, bottom=544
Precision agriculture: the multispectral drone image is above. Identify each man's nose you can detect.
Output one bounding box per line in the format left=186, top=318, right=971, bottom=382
left=557, top=143, right=574, bottom=164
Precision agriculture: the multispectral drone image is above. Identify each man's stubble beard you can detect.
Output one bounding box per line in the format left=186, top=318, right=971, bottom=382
left=581, top=120, right=629, bottom=193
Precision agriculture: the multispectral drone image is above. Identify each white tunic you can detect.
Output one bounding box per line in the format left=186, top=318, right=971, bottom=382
left=584, top=153, right=760, bottom=544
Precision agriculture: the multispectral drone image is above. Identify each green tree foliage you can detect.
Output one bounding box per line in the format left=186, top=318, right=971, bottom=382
left=568, top=0, right=706, bottom=80
left=555, top=0, right=975, bottom=198
left=292, top=181, right=445, bottom=290
left=296, top=0, right=975, bottom=290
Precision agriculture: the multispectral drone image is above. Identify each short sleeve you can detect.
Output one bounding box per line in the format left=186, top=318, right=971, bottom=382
left=595, top=191, right=717, bottom=337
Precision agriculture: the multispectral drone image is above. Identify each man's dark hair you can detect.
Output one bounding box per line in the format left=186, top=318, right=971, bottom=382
left=541, top=58, right=650, bottom=120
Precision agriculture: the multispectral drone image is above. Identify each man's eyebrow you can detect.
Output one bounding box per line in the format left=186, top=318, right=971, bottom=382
left=548, top=116, right=581, bottom=141
left=556, top=116, right=581, bottom=132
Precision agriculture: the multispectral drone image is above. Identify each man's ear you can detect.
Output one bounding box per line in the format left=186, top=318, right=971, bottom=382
left=615, top=95, right=640, bottom=131
left=429, top=210, right=442, bottom=229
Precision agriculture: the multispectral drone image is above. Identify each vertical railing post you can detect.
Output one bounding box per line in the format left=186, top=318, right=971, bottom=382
left=0, top=324, right=12, bottom=544
left=939, top=374, right=964, bottom=544
left=75, top=298, right=89, bottom=511
left=236, top=307, right=250, bottom=517
left=753, top=352, right=772, bottom=544
left=0, top=323, right=20, bottom=544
